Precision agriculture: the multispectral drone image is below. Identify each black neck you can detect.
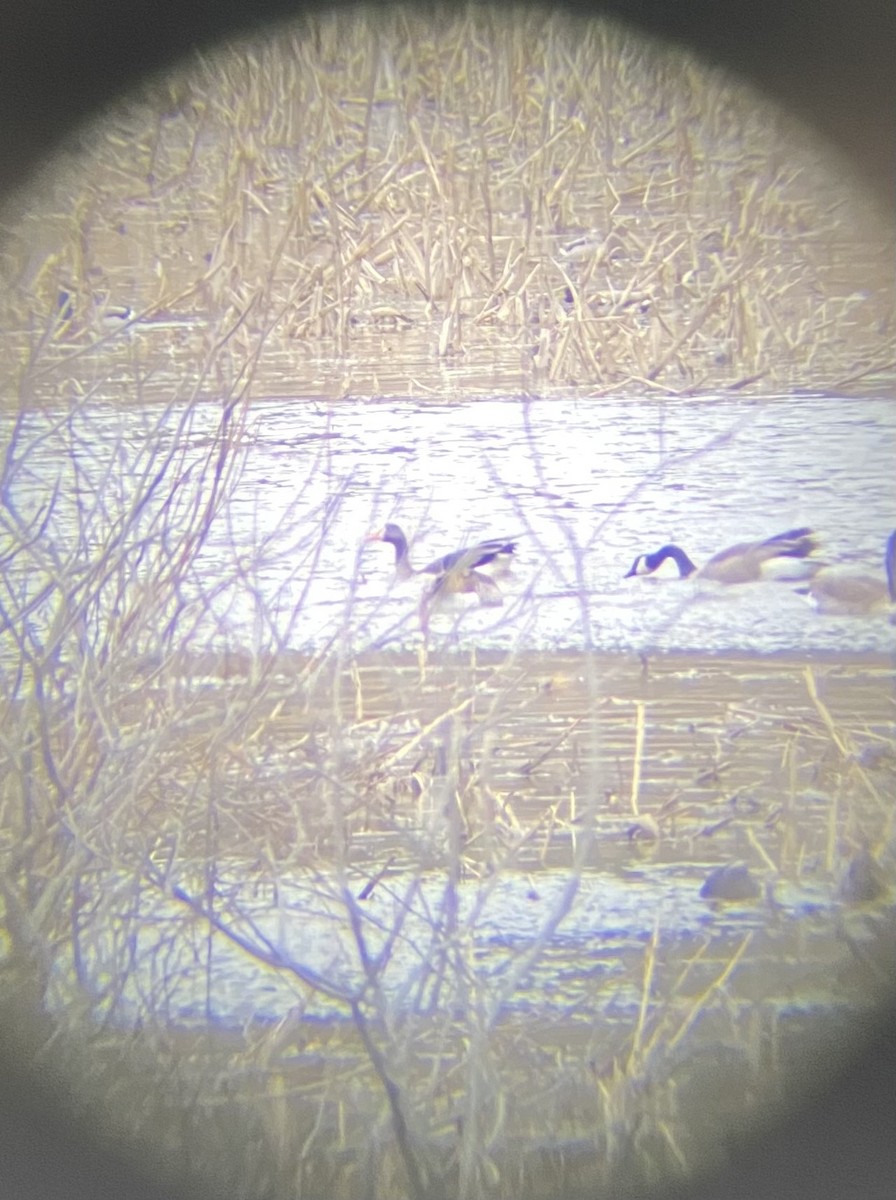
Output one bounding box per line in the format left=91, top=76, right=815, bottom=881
left=651, top=544, right=697, bottom=578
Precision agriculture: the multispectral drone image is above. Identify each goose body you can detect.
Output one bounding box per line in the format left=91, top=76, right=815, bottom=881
left=799, top=530, right=896, bottom=615
left=366, top=523, right=517, bottom=614
left=625, top=527, right=819, bottom=585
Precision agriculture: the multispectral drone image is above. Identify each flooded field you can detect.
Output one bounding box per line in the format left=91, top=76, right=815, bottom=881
left=12, top=647, right=892, bottom=1197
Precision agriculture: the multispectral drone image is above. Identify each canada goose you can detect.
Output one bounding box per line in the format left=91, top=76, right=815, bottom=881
left=57, top=289, right=133, bottom=325
left=798, top=530, right=896, bottom=615
left=624, top=527, right=819, bottom=585
left=699, top=863, right=761, bottom=902
left=365, top=523, right=517, bottom=609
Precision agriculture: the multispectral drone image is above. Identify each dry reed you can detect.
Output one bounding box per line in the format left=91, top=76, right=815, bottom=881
left=1, top=6, right=892, bottom=405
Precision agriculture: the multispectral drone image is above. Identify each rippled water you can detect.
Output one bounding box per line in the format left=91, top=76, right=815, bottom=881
left=6, top=393, right=896, bottom=655
left=48, top=861, right=847, bottom=1031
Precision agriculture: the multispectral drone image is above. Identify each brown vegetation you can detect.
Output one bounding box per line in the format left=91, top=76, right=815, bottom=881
left=3, top=633, right=894, bottom=1197
left=1, top=7, right=895, bottom=1199
left=1, top=6, right=893, bottom=405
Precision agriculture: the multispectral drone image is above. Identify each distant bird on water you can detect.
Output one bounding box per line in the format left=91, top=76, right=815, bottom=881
left=699, top=862, right=762, bottom=902
left=624, top=527, right=819, bottom=585
left=365, top=523, right=518, bottom=617
left=797, top=530, right=896, bottom=615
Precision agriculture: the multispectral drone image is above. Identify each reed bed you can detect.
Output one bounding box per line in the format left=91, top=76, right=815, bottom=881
left=1, top=5, right=893, bottom=405
left=10, top=647, right=892, bottom=871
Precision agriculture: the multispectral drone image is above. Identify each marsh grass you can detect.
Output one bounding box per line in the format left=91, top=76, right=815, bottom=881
left=1, top=5, right=895, bottom=1199
left=1, top=5, right=893, bottom=404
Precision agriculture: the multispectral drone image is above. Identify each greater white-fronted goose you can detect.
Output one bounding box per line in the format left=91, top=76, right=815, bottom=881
left=624, top=527, right=819, bottom=585
left=366, top=523, right=517, bottom=611
left=798, top=529, right=896, bottom=615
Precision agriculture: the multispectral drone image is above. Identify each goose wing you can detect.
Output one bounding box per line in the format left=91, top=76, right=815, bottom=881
left=701, top=528, right=819, bottom=583
left=425, top=568, right=505, bottom=606
left=706, top=528, right=818, bottom=568
left=755, top=527, right=819, bottom=560
left=422, top=537, right=517, bottom=576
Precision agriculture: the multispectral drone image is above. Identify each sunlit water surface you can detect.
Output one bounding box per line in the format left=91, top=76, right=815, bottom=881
left=48, top=859, right=873, bottom=1031
left=7, top=393, right=896, bottom=655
